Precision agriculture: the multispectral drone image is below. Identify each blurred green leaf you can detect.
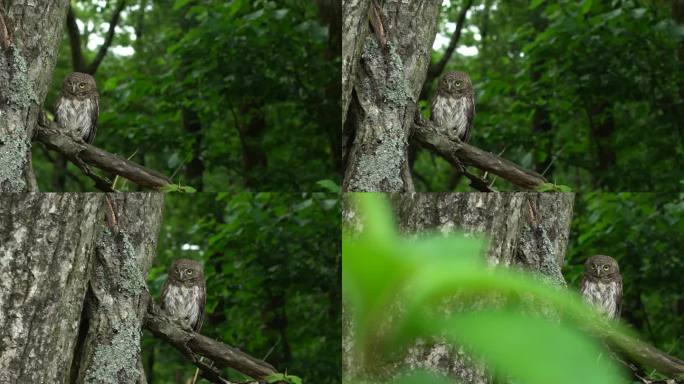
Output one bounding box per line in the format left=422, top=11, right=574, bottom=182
left=316, top=179, right=341, bottom=194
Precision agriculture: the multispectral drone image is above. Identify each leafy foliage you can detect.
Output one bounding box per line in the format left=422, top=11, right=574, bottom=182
left=343, top=194, right=631, bottom=383
left=145, top=192, right=340, bottom=382
left=33, top=0, right=339, bottom=192
left=415, top=0, right=684, bottom=192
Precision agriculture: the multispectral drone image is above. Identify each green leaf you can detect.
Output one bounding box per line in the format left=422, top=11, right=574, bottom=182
left=535, top=183, right=573, bottom=192
left=529, top=0, right=545, bottom=10
left=440, top=311, right=622, bottom=384
left=265, top=373, right=302, bottom=384
left=316, top=179, right=341, bottom=193
left=159, top=184, right=197, bottom=193
left=632, top=8, right=646, bottom=19
left=172, top=0, right=190, bottom=10
left=580, top=0, right=593, bottom=15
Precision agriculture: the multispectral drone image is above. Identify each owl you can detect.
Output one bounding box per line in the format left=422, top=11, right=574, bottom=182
left=161, top=259, right=206, bottom=332
left=580, top=255, right=622, bottom=320
left=54, top=72, right=99, bottom=144
left=430, top=71, right=475, bottom=142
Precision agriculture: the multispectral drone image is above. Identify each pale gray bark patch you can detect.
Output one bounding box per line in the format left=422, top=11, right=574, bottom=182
left=0, top=193, right=164, bottom=384
left=343, top=192, right=575, bottom=383
left=392, top=193, right=525, bottom=265
left=0, top=0, right=70, bottom=191
left=514, top=193, right=574, bottom=287
left=0, top=193, right=102, bottom=384
left=343, top=1, right=441, bottom=192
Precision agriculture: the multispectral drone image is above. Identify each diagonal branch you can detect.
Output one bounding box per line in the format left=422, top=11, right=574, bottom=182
left=35, top=118, right=172, bottom=191
left=88, top=0, right=127, bottom=74
left=605, top=330, right=684, bottom=377
left=413, top=118, right=548, bottom=190
left=144, top=303, right=279, bottom=382
left=0, top=4, right=11, bottom=49
left=424, top=0, right=474, bottom=89
left=66, top=6, right=87, bottom=72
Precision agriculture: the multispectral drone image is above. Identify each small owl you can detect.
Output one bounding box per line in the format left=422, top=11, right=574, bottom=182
left=580, top=255, right=623, bottom=320
left=430, top=71, right=475, bottom=142
left=54, top=72, right=99, bottom=144
left=161, top=259, right=206, bottom=332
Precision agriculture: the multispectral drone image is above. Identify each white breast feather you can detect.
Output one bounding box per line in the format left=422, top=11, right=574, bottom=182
left=581, top=280, right=618, bottom=319
left=431, top=95, right=469, bottom=139
left=56, top=97, right=95, bottom=140
left=163, top=284, right=201, bottom=329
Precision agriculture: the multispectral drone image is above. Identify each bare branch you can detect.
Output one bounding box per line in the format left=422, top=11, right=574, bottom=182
left=606, top=331, right=684, bottom=377
left=144, top=304, right=279, bottom=381
left=35, top=118, right=172, bottom=190
left=88, top=0, right=127, bottom=74
left=66, top=6, right=87, bottom=72
left=413, top=119, right=547, bottom=190
left=0, top=4, right=11, bottom=49
left=426, top=0, right=474, bottom=85
left=368, top=0, right=386, bottom=47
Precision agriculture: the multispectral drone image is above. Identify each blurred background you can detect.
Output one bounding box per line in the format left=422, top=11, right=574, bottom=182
left=414, top=0, right=684, bottom=192
left=145, top=192, right=340, bottom=383
left=565, top=192, right=684, bottom=360
left=34, top=0, right=341, bottom=192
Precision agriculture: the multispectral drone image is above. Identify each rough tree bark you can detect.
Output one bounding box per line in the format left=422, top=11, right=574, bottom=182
left=343, top=192, right=575, bottom=383
left=0, top=193, right=164, bottom=384
left=342, top=1, right=441, bottom=192
left=0, top=1, right=70, bottom=192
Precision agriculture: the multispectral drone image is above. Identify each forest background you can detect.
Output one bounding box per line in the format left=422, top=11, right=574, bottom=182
left=33, top=0, right=340, bottom=192
left=413, top=0, right=683, bottom=192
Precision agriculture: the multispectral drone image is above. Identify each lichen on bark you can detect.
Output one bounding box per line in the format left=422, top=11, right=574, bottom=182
left=0, top=134, right=29, bottom=191
left=84, top=316, right=142, bottom=384
left=4, top=47, right=38, bottom=107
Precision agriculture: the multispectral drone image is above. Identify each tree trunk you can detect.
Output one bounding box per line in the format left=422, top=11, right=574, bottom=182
left=182, top=108, right=205, bottom=191
left=343, top=192, right=575, bottom=382
left=0, top=1, right=70, bottom=192
left=341, top=0, right=370, bottom=129
left=530, top=11, right=554, bottom=177
left=0, top=193, right=164, bottom=383
left=238, top=105, right=268, bottom=189
left=342, top=1, right=441, bottom=192
left=316, top=0, right=344, bottom=175
left=587, top=100, right=616, bottom=188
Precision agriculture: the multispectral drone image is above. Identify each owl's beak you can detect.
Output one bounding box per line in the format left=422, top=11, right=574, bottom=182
left=179, top=270, right=184, bottom=280
left=72, top=84, right=76, bottom=93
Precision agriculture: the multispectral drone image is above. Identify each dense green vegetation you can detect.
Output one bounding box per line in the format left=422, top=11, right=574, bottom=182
left=415, top=0, right=684, bottom=192
left=145, top=192, right=340, bottom=383
left=34, top=0, right=340, bottom=192
left=566, top=192, right=684, bottom=360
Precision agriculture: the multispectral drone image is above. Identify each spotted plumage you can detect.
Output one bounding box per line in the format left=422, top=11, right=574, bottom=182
left=580, top=255, right=622, bottom=320
left=160, top=259, right=206, bottom=331
left=430, top=71, right=475, bottom=142
left=54, top=72, right=99, bottom=144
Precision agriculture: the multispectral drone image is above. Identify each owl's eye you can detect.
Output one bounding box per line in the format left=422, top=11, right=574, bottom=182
left=79, top=83, right=85, bottom=89
left=603, top=265, right=609, bottom=271
left=186, top=269, right=193, bottom=275
left=454, top=81, right=462, bottom=87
